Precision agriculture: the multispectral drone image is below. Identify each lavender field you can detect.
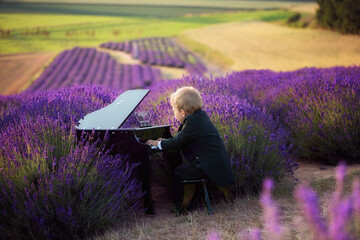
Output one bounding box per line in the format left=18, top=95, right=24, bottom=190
left=1, top=65, right=360, bottom=239
left=100, top=37, right=207, bottom=75
left=27, top=38, right=208, bottom=94
left=26, top=47, right=163, bottom=93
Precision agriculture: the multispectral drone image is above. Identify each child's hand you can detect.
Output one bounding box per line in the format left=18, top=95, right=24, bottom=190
left=146, top=139, right=159, bottom=146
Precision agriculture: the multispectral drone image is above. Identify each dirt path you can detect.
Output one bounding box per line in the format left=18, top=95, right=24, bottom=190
left=294, top=160, right=360, bottom=183
left=0, top=52, right=56, bottom=95
left=98, top=47, right=189, bottom=80
left=98, top=48, right=142, bottom=65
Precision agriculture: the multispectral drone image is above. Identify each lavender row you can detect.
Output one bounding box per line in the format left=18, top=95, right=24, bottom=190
left=26, top=47, right=163, bottom=93
left=219, top=66, right=360, bottom=165
left=0, top=86, right=143, bottom=239
left=99, top=37, right=207, bottom=76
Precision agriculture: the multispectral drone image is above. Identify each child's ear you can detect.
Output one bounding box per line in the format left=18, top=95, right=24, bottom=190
left=180, top=109, right=186, bottom=117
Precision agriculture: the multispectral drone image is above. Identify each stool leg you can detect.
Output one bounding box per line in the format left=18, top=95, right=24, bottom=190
left=182, top=183, right=197, bottom=208
left=202, top=182, right=213, bottom=215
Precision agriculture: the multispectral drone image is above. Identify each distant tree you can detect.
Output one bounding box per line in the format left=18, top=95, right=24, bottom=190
left=287, top=13, right=301, bottom=24
left=316, top=0, right=360, bottom=34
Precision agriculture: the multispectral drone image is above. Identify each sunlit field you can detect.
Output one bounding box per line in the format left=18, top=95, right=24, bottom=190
left=182, top=21, right=360, bottom=72
left=0, top=9, right=293, bottom=54
left=0, top=52, right=55, bottom=94
left=0, top=6, right=295, bottom=95
left=2, top=0, right=314, bottom=10
left=286, top=3, right=318, bottom=14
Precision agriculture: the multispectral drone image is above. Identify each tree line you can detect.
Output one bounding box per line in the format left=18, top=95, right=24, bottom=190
left=316, top=0, right=360, bottom=34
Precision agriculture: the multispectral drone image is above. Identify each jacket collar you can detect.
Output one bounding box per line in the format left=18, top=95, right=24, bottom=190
left=193, top=109, right=202, bottom=115
left=179, top=109, right=202, bottom=132
left=184, top=109, right=202, bottom=121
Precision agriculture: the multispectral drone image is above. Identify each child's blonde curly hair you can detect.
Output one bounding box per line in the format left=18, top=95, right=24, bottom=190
left=170, top=86, right=203, bottom=114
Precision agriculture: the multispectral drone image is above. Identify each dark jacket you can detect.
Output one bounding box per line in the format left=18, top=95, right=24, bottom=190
left=161, top=109, right=235, bottom=186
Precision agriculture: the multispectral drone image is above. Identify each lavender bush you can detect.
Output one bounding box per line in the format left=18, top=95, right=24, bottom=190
left=275, top=67, right=360, bottom=165
left=0, top=86, right=143, bottom=239
left=204, top=94, right=296, bottom=193
left=222, top=66, right=360, bottom=165
left=1, top=85, right=119, bottom=129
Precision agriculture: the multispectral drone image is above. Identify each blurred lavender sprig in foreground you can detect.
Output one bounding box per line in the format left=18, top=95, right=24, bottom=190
left=209, top=163, right=360, bottom=240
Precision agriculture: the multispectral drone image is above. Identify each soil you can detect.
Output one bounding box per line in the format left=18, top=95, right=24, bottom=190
left=98, top=48, right=142, bottom=65
left=0, top=52, right=56, bottom=95
left=293, top=160, right=360, bottom=183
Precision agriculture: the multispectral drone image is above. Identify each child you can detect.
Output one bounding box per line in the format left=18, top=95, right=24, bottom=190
left=146, top=86, right=234, bottom=215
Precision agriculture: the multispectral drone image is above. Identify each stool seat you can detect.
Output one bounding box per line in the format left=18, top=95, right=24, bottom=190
left=180, top=178, right=213, bottom=215
left=180, top=179, right=208, bottom=184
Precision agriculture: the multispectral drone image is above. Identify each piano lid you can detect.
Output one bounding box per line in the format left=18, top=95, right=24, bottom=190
left=76, top=89, right=150, bottom=130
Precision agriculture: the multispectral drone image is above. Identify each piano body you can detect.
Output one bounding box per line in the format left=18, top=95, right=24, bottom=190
left=75, top=89, right=178, bottom=215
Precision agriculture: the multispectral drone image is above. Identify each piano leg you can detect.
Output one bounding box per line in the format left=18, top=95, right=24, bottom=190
left=130, top=151, right=155, bottom=215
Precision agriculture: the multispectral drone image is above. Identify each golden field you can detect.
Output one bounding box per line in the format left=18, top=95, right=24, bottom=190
left=182, top=21, right=360, bottom=72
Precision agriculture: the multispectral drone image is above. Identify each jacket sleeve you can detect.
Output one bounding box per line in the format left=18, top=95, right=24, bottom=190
left=160, top=118, right=197, bottom=150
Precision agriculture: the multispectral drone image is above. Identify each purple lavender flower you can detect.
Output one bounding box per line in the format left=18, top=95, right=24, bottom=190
left=247, top=163, right=359, bottom=240
left=328, top=198, right=353, bottom=240
left=260, top=179, right=286, bottom=239
left=334, top=161, right=347, bottom=202
left=243, top=229, right=262, bottom=240
left=295, top=184, right=328, bottom=239
left=207, top=230, right=221, bottom=240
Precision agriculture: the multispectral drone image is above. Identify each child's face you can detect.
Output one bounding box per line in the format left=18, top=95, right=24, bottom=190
left=173, top=106, right=185, bottom=124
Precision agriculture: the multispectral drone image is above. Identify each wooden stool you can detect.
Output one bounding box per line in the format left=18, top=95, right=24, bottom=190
left=180, top=179, right=213, bottom=215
